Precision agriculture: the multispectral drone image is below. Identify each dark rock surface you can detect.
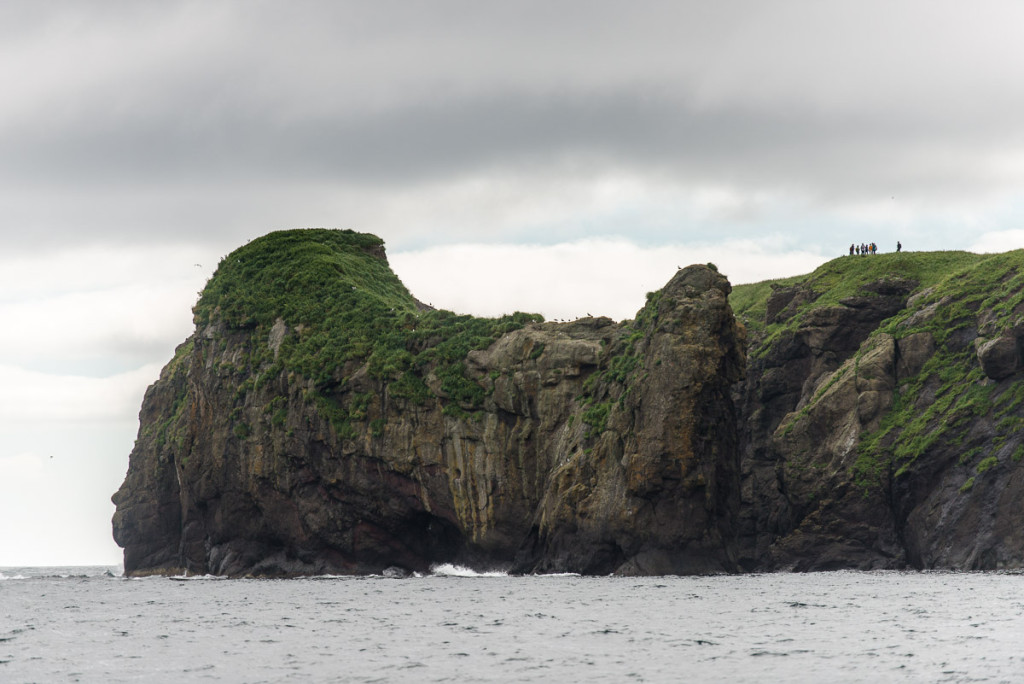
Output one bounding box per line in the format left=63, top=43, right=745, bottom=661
left=113, top=237, right=1024, bottom=576
left=734, top=260, right=1024, bottom=572
left=113, top=248, right=745, bottom=577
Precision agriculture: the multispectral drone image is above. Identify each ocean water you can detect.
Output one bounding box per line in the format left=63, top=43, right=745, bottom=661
left=2, top=566, right=1023, bottom=683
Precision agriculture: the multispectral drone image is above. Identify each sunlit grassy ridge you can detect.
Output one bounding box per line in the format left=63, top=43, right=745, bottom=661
left=192, top=229, right=543, bottom=415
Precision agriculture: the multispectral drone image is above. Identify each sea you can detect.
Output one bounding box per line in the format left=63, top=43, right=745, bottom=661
left=2, top=565, right=1023, bottom=683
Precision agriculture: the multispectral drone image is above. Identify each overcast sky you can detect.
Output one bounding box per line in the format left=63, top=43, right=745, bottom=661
left=3, top=0, right=1024, bottom=567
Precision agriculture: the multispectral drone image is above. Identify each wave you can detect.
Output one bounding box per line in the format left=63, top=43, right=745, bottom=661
left=168, top=573, right=226, bottom=581
left=428, top=563, right=509, bottom=578
left=0, top=566, right=120, bottom=580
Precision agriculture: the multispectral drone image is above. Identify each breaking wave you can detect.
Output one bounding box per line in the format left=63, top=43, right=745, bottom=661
left=428, top=563, right=509, bottom=577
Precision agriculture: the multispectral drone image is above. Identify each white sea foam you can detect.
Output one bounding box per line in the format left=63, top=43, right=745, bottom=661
left=0, top=565, right=121, bottom=580
left=428, top=563, right=509, bottom=577
left=168, top=574, right=225, bottom=581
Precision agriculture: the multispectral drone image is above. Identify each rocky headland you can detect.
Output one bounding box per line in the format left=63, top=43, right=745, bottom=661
left=112, top=230, right=1024, bottom=575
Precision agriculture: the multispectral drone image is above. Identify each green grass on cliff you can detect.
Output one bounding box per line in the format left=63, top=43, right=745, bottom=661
left=731, top=251, right=983, bottom=346
left=732, top=247, right=1024, bottom=496
left=192, top=229, right=542, bottom=416
left=194, top=229, right=417, bottom=333
left=852, top=249, right=1024, bottom=488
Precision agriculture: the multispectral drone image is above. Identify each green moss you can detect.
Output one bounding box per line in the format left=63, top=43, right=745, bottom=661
left=348, top=391, right=373, bottom=421
left=438, top=361, right=488, bottom=407
left=314, top=394, right=356, bottom=439
left=153, top=352, right=191, bottom=452
left=271, top=408, right=287, bottom=427
left=388, top=371, right=431, bottom=404
left=976, top=456, right=998, bottom=474
left=958, top=446, right=982, bottom=466
left=581, top=401, right=612, bottom=438
left=837, top=251, right=1024, bottom=494
left=960, top=476, right=975, bottom=493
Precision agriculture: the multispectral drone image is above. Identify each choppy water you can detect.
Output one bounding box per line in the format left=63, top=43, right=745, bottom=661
left=2, top=565, right=1023, bottom=682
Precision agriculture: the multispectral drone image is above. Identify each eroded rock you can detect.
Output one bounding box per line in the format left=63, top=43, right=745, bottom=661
left=113, top=255, right=746, bottom=577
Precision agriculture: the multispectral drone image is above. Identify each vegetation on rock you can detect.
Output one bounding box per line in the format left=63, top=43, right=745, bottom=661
left=114, top=228, right=1024, bottom=577
left=731, top=250, right=1024, bottom=486
left=193, top=229, right=542, bottom=413
left=115, top=229, right=744, bottom=577
left=732, top=248, right=1024, bottom=570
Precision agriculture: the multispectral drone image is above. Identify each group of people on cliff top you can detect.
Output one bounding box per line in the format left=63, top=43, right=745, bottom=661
left=849, top=241, right=902, bottom=256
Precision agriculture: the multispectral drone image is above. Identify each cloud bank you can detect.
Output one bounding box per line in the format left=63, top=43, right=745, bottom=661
left=3, top=1, right=1024, bottom=252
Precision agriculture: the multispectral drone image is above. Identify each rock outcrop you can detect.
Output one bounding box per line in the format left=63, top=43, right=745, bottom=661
left=113, top=233, right=1024, bottom=576
left=733, top=250, right=1024, bottom=571
left=112, top=231, right=745, bottom=576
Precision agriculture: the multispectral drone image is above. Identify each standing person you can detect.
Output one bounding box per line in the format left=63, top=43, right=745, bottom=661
left=897, top=240, right=902, bottom=253
left=850, top=244, right=855, bottom=256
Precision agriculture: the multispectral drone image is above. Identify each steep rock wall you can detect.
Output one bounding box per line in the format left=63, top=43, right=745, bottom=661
left=112, top=231, right=745, bottom=576
left=734, top=251, right=1024, bottom=571
left=114, top=233, right=1024, bottom=576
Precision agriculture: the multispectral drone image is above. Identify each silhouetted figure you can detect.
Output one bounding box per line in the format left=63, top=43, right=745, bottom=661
left=897, top=241, right=902, bottom=253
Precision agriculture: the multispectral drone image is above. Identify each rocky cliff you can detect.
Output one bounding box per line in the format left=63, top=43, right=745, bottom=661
left=732, top=250, right=1024, bottom=571
left=113, top=231, right=1024, bottom=575
left=112, top=229, right=745, bottom=576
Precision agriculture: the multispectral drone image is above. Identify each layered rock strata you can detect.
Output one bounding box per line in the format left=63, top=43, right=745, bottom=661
left=735, top=256, right=1024, bottom=571
left=114, top=234, right=1024, bottom=576
left=113, top=232, right=745, bottom=576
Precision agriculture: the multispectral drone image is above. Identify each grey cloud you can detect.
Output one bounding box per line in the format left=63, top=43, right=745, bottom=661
left=3, top=0, right=1024, bottom=248
left=4, top=85, right=1017, bottom=200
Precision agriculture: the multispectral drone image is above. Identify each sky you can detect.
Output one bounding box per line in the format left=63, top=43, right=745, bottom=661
left=3, top=0, right=1024, bottom=566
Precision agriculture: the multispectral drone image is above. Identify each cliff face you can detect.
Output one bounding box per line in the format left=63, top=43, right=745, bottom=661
left=113, top=231, right=1024, bottom=576
left=112, top=230, right=745, bottom=576
left=732, top=250, right=1024, bottom=571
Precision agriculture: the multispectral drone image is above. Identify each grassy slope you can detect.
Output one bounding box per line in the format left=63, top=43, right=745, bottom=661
left=192, top=229, right=543, bottom=417
left=860, top=249, right=1024, bottom=486
left=731, top=248, right=1024, bottom=491
left=731, top=251, right=982, bottom=340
